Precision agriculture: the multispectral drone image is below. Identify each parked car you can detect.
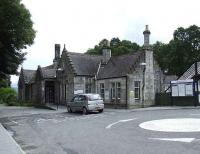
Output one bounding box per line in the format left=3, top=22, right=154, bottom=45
left=67, top=93, right=104, bottom=114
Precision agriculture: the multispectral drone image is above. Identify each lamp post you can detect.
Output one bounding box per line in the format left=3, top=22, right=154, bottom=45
left=56, top=67, right=64, bottom=110
left=194, top=61, right=199, bottom=107
left=140, top=62, right=146, bottom=108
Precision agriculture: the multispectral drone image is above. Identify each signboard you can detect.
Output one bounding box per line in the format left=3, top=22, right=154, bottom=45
left=178, top=84, right=185, bottom=96
left=185, top=84, right=193, bottom=96
left=74, top=90, right=83, bottom=94
left=171, top=80, right=193, bottom=97
left=172, top=85, right=178, bottom=96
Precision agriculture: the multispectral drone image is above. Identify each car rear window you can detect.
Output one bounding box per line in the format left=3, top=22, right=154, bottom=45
left=87, top=94, right=102, bottom=101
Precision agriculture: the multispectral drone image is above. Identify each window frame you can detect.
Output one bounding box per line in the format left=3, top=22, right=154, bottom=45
left=134, top=81, right=140, bottom=100
left=100, top=83, right=105, bottom=99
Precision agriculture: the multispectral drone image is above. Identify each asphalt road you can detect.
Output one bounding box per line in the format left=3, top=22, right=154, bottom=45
left=1, top=107, right=200, bottom=154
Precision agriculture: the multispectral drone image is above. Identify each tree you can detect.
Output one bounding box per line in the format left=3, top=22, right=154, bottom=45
left=0, top=0, right=35, bottom=81
left=86, top=37, right=140, bottom=56
left=153, top=25, right=200, bottom=77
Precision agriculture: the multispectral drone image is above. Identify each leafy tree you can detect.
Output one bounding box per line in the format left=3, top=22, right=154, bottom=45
left=153, top=25, right=200, bottom=76
left=86, top=37, right=140, bottom=56
left=0, top=0, right=35, bottom=80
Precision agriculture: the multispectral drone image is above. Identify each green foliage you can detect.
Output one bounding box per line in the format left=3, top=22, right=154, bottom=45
left=0, top=0, right=36, bottom=79
left=0, top=87, right=33, bottom=106
left=17, top=100, right=34, bottom=107
left=153, top=25, right=200, bottom=76
left=0, top=88, right=17, bottom=105
left=86, top=37, right=140, bottom=56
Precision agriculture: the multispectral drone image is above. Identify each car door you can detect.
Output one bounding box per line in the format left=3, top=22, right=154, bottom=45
left=76, top=95, right=85, bottom=111
left=70, top=95, right=79, bottom=111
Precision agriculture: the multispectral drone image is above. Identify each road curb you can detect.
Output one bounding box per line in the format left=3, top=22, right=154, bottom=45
left=0, top=124, right=26, bottom=154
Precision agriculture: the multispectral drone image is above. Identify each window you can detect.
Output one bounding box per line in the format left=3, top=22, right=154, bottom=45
left=134, top=81, right=140, bottom=100
left=79, top=95, right=86, bottom=101
left=111, top=82, right=116, bottom=99
left=87, top=94, right=102, bottom=101
left=85, top=84, right=91, bottom=93
left=117, top=82, right=121, bottom=99
left=111, top=82, right=121, bottom=99
left=100, top=83, right=105, bottom=99
left=71, top=96, right=79, bottom=102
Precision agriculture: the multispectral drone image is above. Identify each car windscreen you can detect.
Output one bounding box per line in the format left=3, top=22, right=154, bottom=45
left=87, top=94, right=102, bottom=101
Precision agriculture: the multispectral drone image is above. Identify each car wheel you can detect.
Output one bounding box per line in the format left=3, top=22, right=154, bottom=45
left=99, top=109, right=103, bottom=113
left=82, top=107, right=88, bottom=115
left=67, top=106, right=72, bottom=113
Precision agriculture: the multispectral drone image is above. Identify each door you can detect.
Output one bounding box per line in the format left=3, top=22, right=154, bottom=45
left=45, top=81, right=55, bottom=104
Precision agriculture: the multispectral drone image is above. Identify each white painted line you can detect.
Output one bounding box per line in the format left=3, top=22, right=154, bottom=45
left=37, top=118, right=53, bottom=123
left=11, top=121, right=18, bottom=124
left=149, top=138, right=195, bottom=143
left=190, top=114, right=200, bottom=116
left=106, top=118, right=137, bottom=129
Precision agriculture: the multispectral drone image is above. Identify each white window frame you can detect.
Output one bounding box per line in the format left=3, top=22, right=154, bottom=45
left=134, top=81, right=140, bottom=100
left=100, top=83, right=105, bottom=99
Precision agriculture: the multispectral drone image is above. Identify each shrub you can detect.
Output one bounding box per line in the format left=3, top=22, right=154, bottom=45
left=0, top=88, right=17, bottom=105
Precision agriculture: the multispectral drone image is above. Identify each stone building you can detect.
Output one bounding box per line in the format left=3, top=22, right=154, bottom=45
left=18, top=25, right=168, bottom=108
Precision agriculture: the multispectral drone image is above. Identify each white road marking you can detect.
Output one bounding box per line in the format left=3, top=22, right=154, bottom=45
left=106, top=118, right=137, bottom=129
left=190, top=114, right=200, bottom=116
left=139, top=118, right=200, bottom=132
left=149, top=138, right=195, bottom=143
left=36, top=115, right=106, bottom=124
left=11, top=120, right=18, bottom=124
left=37, top=118, right=53, bottom=123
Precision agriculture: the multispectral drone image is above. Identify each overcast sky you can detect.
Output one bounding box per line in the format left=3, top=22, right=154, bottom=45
left=11, top=0, right=200, bottom=87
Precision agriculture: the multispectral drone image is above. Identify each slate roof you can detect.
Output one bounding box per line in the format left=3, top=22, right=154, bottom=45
left=67, top=52, right=103, bottom=76
left=97, top=51, right=144, bottom=79
left=164, top=75, right=178, bottom=84
left=179, top=62, right=200, bottom=80
left=22, top=69, right=36, bottom=84
left=40, top=67, right=57, bottom=79
left=42, top=64, right=54, bottom=69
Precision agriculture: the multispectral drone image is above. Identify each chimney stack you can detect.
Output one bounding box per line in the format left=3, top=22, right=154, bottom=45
left=53, top=44, right=60, bottom=62
left=143, top=25, right=151, bottom=47
left=53, top=44, right=60, bottom=67
left=102, top=40, right=111, bottom=64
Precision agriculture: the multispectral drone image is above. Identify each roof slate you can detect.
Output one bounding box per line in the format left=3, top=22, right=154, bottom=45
left=179, top=62, right=200, bottom=80
left=67, top=52, right=103, bottom=76
left=41, top=67, right=57, bottom=79
left=97, top=51, right=144, bottom=79
left=23, top=69, right=36, bottom=84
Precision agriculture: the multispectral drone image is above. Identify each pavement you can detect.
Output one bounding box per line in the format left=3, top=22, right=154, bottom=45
left=0, top=104, right=67, bottom=154
left=0, top=104, right=200, bottom=154
left=0, top=123, right=25, bottom=154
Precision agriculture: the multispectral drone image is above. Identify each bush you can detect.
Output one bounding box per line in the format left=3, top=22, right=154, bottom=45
left=17, top=100, right=34, bottom=107
left=0, top=88, right=17, bottom=105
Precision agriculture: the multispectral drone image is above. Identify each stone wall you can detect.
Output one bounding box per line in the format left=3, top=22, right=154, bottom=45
left=97, top=77, right=127, bottom=108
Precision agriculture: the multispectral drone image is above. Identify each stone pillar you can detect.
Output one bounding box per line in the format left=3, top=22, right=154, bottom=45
left=143, top=25, right=155, bottom=106
left=144, top=48, right=155, bottom=105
